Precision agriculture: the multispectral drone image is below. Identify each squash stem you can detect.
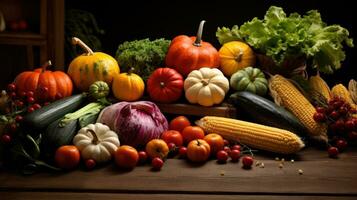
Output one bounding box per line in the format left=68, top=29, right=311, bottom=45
left=87, top=129, right=99, bottom=144
left=60, top=102, right=104, bottom=127
left=193, top=20, right=206, bottom=47
left=41, top=60, right=52, bottom=72
left=72, top=37, right=94, bottom=55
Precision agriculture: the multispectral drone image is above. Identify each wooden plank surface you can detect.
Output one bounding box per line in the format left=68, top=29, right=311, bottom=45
left=1, top=192, right=356, bottom=200
left=1, top=147, right=357, bottom=197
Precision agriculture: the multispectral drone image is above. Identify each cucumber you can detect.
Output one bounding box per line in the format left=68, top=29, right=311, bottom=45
left=22, top=94, right=86, bottom=130
left=229, top=91, right=308, bottom=136
left=41, top=118, right=78, bottom=159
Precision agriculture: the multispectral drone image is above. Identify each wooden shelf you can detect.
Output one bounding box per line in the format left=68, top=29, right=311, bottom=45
left=0, top=32, right=46, bottom=46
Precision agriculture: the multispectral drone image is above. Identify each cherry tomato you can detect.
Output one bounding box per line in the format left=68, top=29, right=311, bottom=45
left=328, top=146, right=339, bottom=158
left=216, top=150, right=229, bottom=163
left=335, top=139, right=348, bottom=151
left=151, top=157, right=164, bottom=171
left=138, top=151, right=148, bottom=165
left=161, top=130, right=183, bottom=147
left=231, top=145, right=241, bottom=151
left=230, top=149, right=241, bottom=162
left=242, top=156, right=254, bottom=169
left=178, top=146, right=187, bottom=158
left=7, top=83, right=16, bottom=92
left=85, top=159, right=96, bottom=170
left=1, top=134, right=11, bottom=144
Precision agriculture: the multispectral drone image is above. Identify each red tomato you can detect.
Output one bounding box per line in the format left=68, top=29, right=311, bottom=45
left=169, top=116, right=191, bottom=132
left=147, top=68, right=184, bottom=103
left=182, top=126, right=205, bottom=144
left=161, top=130, right=183, bottom=147
left=187, top=139, right=211, bottom=162
left=55, top=145, right=80, bottom=170
left=115, top=145, right=139, bottom=169
left=204, top=133, right=224, bottom=155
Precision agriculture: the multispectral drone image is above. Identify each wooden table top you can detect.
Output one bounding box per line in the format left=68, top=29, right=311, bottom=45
left=1, top=147, right=357, bottom=200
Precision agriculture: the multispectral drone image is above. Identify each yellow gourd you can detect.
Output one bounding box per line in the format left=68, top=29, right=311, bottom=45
left=112, top=69, right=145, bottom=101
left=68, top=37, right=120, bottom=91
left=219, top=41, right=256, bottom=77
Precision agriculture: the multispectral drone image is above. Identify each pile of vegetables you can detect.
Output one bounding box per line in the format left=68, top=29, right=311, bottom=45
left=115, top=38, right=171, bottom=80
left=216, top=6, right=354, bottom=74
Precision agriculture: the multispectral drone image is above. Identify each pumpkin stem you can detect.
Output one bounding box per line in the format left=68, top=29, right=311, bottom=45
left=72, top=37, right=94, bottom=55
left=235, top=49, right=243, bottom=62
left=201, top=79, right=209, bottom=86
left=128, top=67, right=135, bottom=75
left=193, top=20, right=206, bottom=47
left=87, top=129, right=100, bottom=144
left=160, top=82, right=165, bottom=88
left=41, top=60, right=52, bottom=72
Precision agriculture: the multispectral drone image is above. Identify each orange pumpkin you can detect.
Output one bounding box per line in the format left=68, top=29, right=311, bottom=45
left=112, top=69, right=145, bottom=101
left=14, top=61, right=73, bottom=101
left=219, top=41, right=256, bottom=77
left=67, top=37, right=120, bottom=91
left=165, top=20, right=220, bottom=77
left=187, top=139, right=211, bottom=162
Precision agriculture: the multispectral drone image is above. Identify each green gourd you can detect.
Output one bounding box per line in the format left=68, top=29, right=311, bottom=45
left=230, top=67, right=268, bottom=96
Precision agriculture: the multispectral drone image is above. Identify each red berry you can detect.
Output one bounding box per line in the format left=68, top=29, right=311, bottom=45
left=32, top=103, right=41, bottom=110
left=334, top=120, right=345, bottom=131
left=216, top=150, right=229, bottom=163
left=313, top=112, right=326, bottom=122
left=44, top=102, right=50, bottom=106
left=345, top=120, right=355, bottom=131
left=27, top=97, right=35, bottom=104
left=27, top=91, right=34, bottom=98
left=27, top=107, right=35, bottom=113
left=339, top=107, right=349, bottom=116
left=333, top=101, right=344, bottom=109
left=10, top=92, right=17, bottom=99
left=138, top=151, right=148, bottom=164
left=329, top=111, right=340, bottom=120
left=348, top=131, right=357, bottom=141
left=9, top=123, right=17, bottom=132
left=15, top=115, right=23, bottom=122
left=223, top=139, right=229, bottom=146
left=178, top=146, right=187, bottom=158
left=151, top=157, right=164, bottom=170
left=167, top=142, right=176, bottom=151
left=15, top=100, right=24, bottom=108
left=328, top=147, right=339, bottom=158
left=1, top=134, right=11, bottom=144
left=242, top=156, right=254, bottom=168
left=336, top=139, right=348, bottom=151
left=223, top=146, right=231, bottom=154
left=315, top=107, right=325, bottom=113
left=7, top=83, right=16, bottom=92
left=231, top=144, right=241, bottom=151
left=229, top=149, right=241, bottom=162
left=85, top=159, right=96, bottom=170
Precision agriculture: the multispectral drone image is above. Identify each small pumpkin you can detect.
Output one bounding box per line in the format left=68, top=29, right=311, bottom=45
left=89, top=81, right=110, bottom=100
left=184, top=67, right=229, bottom=107
left=73, top=123, right=120, bottom=163
left=165, top=20, right=220, bottom=77
left=230, top=67, right=268, bottom=96
left=14, top=60, right=73, bottom=101
left=112, top=68, right=145, bottom=101
left=219, top=41, right=256, bottom=77
left=67, top=37, right=120, bottom=91
left=147, top=68, right=184, bottom=103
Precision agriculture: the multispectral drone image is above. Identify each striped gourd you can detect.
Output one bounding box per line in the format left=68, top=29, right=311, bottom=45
left=269, top=75, right=327, bottom=141
left=196, top=116, right=304, bottom=154
left=309, top=74, right=331, bottom=102
left=331, top=84, right=357, bottom=110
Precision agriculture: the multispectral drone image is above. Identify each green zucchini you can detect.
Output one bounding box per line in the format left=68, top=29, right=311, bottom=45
left=22, top=94, right=86, bottom=130
left=229, top=91, right=308, bottom=136
left=41, top=118, right=78, bottom=159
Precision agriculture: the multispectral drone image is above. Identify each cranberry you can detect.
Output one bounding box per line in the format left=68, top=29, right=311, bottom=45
left=313, top=112, right=326, bottom=122
left=151, top=157, right=164, bottom=171
left=216, top=150, right=229, bottom=163
left=15, top=115, right=23, bottom=122
left=345, top=120, right=355, bottom=131
left=336, top=139, right=348, bottom=151
left=26, top=91, right=34, bottom=98
left=32, top=103, right=41, bottom=110
left=1, top=134, right=11, bottom=144
left=223, top=146, right=231, bottom=154
left=315, top=107, right=325, bottom=113
left=229, top=149, right=241, bottom=162
left=329, top=111, right=340, bottom=120
left=242, top=156, right=254, bottom=169
left=7, top=84, right=16, bottom=92
left=223, top=139, right=229, bottom=146
left=27, top=97, right=35, bottom=104
left=328, top=147, right=339, bottom=158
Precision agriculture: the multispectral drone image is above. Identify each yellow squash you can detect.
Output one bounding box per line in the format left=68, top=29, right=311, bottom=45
left=67, top=37, right=120, bottom=91
left=112, top=69, right=145, bottom=101
left=219, top=41, right=256, bottom=77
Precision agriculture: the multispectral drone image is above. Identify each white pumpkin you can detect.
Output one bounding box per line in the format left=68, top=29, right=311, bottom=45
left=73, top=123, right=120, bottom=163
left=184, top=67, right=229, bottom=106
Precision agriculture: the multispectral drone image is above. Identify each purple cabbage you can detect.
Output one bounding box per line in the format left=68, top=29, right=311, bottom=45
left=97, top=101, right=168, bottom=147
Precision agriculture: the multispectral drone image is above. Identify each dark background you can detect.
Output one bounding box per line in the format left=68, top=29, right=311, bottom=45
left=66, top=0, right=356, bottom=86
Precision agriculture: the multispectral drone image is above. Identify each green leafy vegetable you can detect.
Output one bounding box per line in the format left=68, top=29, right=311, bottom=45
left=216, top=6, right=353, bottom=74
left=115, top=38, right=171, bottom=80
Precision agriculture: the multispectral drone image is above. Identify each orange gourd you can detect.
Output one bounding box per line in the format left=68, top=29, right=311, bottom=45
left=187, top=139, right=211, bottom=162
left=112, top=69, right=145, bottom=101
left=67, top=37, right=120, bottom=91
left=14, top=61, right=73, bottom=101
left=165, top=20, right=220, bottom=77
left=219, top=41, right=256, bottom=77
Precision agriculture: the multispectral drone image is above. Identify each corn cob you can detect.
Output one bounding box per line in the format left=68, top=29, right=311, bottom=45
left=269, top=75, right=327, bottom=141
left=348, top=79, right=357, bottom=104
left=196, top=116, right=304, bottom=154
left=331, top=84, right=357, bottom=110
left=309, top=73, right=331, bottom=102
